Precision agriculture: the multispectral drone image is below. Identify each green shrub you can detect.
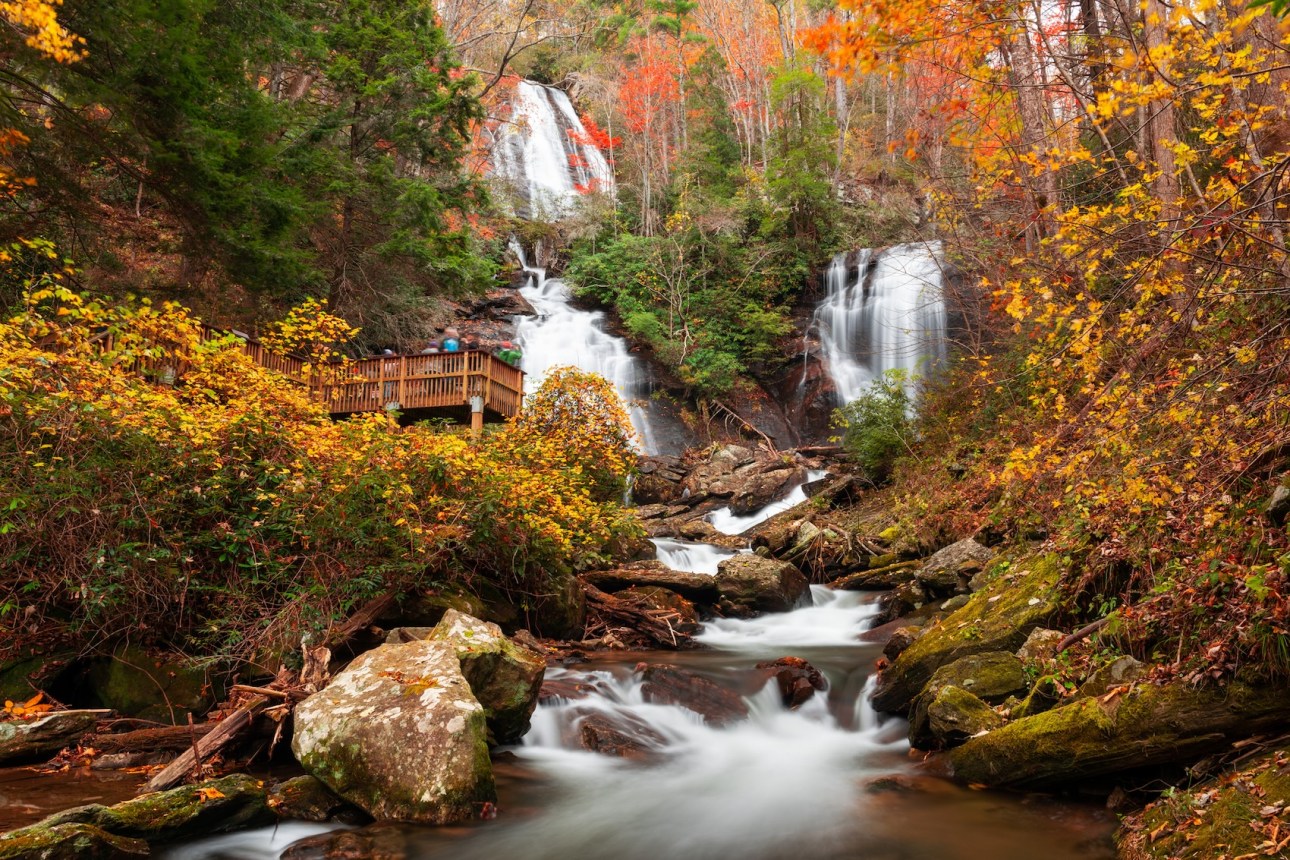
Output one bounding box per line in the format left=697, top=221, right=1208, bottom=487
left=833, top=370, right=913, bottom=481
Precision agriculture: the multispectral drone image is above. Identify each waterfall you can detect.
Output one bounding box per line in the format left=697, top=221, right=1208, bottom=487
left=492, top=81, right=616, bottom=219
left=511, top=240, right=659, bottom=452
left=815, top=242, right=947, bottom=404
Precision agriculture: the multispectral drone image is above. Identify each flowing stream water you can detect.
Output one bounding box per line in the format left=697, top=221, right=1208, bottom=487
left=814, top=243, right=948, bottom=404
left=164, top=480, right=1116, bottom=860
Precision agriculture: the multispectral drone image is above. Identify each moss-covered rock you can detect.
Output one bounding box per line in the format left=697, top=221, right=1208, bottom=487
left=1011, top=676, right=1063, bottom=719
left=530, top=571, right=586, bottom=638
left=871, top=552, right=1064, bottom=714
left=0, top=652, right=74, bottom=706
left=832, top=561, right=921, bottom=591
left=291, top=639, right=495, bottom=824
left=1116, top=745, right=1290, bottom=859
left=0, top=710, right=101, bottom=766
left=1077, top=656, right=1146, bottom=699
left=33, top=774, right=272, bottom=843
left=427, top=609, right=545, bottom=744
left=926, top=686, right=1003, bottom=748
left=82, top=646, right=218, bottom=725
left=267, top=776, right=363, bottom=823
left=948, top=680, right=1290, bottom=790
left=915, top=538, right=995, bottom=596
left=908, top=651, right=1026, bottom=749
left=0, top=823, right=148, bottom=859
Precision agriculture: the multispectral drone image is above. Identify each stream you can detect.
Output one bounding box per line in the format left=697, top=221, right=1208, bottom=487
left=152, top=481, right=1117, bottom=860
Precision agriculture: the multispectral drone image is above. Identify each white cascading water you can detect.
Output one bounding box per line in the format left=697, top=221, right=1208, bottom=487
left=707, top=469, right=829, bottom=535
left=511, top=240, right=659, bottom=452
left=696, top=586, right=880, bottom=651
left=816, top=242, right=948, bottom=404
left=649, top=538, right=737, bottom=574
left=492, top=81, right=615, bottom=220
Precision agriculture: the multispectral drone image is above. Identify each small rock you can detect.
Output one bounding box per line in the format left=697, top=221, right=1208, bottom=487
left=754, top=657, right=827, bottom=709
left=873, top=581, right=928, bottom=626
left=882, top=626, right=923, bottom=663
left=926, top=686, right=1003, bottom=748
left=915, top=538, right=995, bottom=596
left=940, top=595, right=970, bottom=612
left=569, top=711, right=665, bottom=759
left=638, top=664, right=749, bottom=725
left=1016, top=628, right=1066, bottom=664
left=1077, top=656, right=1146, bottom=698
left=281, top=824, right=408, bottom=860
left=269, top=776, right=363, bottom=824
left=1266, top=484, right=1290, bottom=527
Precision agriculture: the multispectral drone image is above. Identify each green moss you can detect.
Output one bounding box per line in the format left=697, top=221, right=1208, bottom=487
left=872, top=552, right=1065, bottom=713
left=0, top=823, right=149, bottom=859
left=1118, top=746, right=1290, bottom=859
left=83, top=645, right=219, bottom=725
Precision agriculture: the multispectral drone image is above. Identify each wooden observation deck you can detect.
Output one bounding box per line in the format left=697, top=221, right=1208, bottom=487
left=116, top=325, right=525, bottom=426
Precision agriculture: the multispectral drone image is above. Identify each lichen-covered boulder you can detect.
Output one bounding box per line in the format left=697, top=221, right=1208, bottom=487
left=0, top=710, right=101, bottom=766
left=291, top=641, right=495, bottom=824
left=908, top=652, right=1026, bottom=750
left=926, top=686, right=1003, bottom=748
left=35, top=774, right=272, bottom=842
left=948, top=680, right=1290, bottom=790
left=427, top=609, right=545, bottom=744
left=715, top=555, right=809, bottom=615
left=0, top=824, right=148, bottom=859
left=872, top=553, right=1064, bottom=714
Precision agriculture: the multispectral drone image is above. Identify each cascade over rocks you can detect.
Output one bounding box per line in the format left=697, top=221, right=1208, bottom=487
left=291, top=639, right=495, bottom=824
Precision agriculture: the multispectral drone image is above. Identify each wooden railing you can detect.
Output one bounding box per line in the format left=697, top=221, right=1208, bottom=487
left=322, top=350, right=525, bottom=419
left=98, top=324, right=525, bottom=421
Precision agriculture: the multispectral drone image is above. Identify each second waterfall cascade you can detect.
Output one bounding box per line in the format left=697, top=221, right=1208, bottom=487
left=815, top=242, right=948, bottom=405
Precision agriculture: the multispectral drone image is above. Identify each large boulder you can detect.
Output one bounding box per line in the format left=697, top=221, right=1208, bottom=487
left=0, top=710, right=101, bottom=766
left=426, top=610, right=545, bottom=744
left=715, top=555, right=809, bottom=615
left=291, top=640, right=495, bottom=824
left=908, top=652, right=1026, bottom=749
left=26, top=774, right=273, bottom=843
left=728, top=466, right=800, bottom=516
left=0, top=824, right=148, bottom=859
left=948, top=680, right=1290, bottom=790
left=871, top=553, right=1064, bottom=714
left=582, top=562, right=721, bottom=605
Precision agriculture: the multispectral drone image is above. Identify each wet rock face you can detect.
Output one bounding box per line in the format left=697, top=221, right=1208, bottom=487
left=281, top=825, right=409, bottom=860
left=638, top=664, right=750, bottom=726
left=754, top=657, right=827, bottom=709
left=291, top=641, right=496, bottom=824
left=268, top=776, right=364, bottom=824
left=715, top=555, right=809, bottom=615
left=567, top=711, right=667, bottom=760
left=426, top=610, right=545, bottom=745
left=0, top=710, right=101, bottom=766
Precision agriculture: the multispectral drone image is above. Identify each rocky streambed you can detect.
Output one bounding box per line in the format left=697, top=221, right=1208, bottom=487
left=1, top=444, right=1286, bottom=859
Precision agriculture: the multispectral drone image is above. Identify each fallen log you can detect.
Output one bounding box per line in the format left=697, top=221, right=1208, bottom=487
left=91, top=722, right=217, bottom=754
left=141, top=695, right=268, bottom=793
left=583, top=584, right=695, bottom=649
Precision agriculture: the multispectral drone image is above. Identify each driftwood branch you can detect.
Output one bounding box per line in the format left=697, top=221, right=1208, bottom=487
left=141, top=695, right=268, bottom=793
left=583, top=584, right=692, bottom=649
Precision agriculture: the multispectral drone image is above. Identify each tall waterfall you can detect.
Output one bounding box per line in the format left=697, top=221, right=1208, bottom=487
left=815, top=242, right=948, bottom=404
left=511, top=241, right=659, bottom=452
left=492, top=81, right=616, bottom=219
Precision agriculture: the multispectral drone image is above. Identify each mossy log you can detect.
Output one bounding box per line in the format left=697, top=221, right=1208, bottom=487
left=949, top=680, right=1290, bottom=790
